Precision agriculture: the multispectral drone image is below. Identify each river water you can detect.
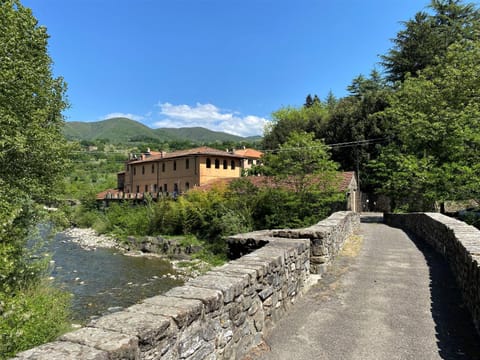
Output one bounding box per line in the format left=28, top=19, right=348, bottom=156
left=50, top=232, right=184, bottom=323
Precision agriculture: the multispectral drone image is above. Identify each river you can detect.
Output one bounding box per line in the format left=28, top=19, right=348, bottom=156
left=49, top=232, right=184, bottom=323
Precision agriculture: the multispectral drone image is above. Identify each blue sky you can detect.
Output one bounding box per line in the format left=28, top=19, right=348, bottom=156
left=23, top=0, right=447, bottom=136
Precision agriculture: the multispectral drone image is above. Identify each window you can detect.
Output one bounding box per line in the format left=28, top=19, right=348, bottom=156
left=162, top=163, right=165, bottom=172
left=186, top=159, right=189, bottom=169
left=173, top=161, right=177, bottom=171
left=248, top=159, right=253, bottom=165
left=153, top=184, right=157, bottom=192
left=142, top=166, right=145, bottom=175
left=206, top=158, right=211, bottom=168
left=231, top=160, right=236, bottom=170
left=145, top=185, right=148, bottom=192
left=223, top=160, right=227, bottom=169
left=174, top=183, right=178, bottom=193
left=215, top=159, right=220, bottom=169
left=164, top=184, right=168, bottom=192
left=185, top=182, right=190, bottom=190
left=136, top=185, right=140, bottom=193
left=133, top=167, right=136, bottom=176
left=152, top=164, right=155, bottom=173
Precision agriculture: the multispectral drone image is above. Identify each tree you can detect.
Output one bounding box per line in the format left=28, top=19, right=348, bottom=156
left=262, top=100, right=328, bottom=150
left=0, top=1, right=71, bottom=356
left=262, top=131, right=339, bottom=187
left=371, top=40, right=480, bottom=211
left=304, top=94, right=321, bottom=108
left=257, top=131, right=344, bottom=227
left=381, top=0, right=480, bottom=83
left=322, top=70, right=391, bottom=190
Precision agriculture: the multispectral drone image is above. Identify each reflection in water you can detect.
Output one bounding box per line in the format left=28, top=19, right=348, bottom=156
left=50, top=233, right=183, bottom=323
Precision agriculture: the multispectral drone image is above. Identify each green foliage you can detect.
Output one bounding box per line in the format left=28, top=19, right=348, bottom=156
left=252, top=185, right=345, bottom=229
left=457, top=210, right=480, bottom=228
left=0, top=1, right=71, bottom=355
left=371, top=40, right=480, bottom=210
left=381, top=0, right=480, bottom=82
left=262, top=101, right=329, bottom=150
left=268, top=132, right=337, bottom=173
left=262, top=131, right=339, bottom=193
left=0, top=284, right=71, bottom=359
left=256, top=132, right=344, bottom=228
left=368, top=147, right=436, bottom=211
left=323, top=70, right=392, bottom=187
left=0, top=1, right=69, bottom=203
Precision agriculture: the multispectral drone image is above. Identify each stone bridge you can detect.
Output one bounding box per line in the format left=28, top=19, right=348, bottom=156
left=14, top=212, right=480, bottom=359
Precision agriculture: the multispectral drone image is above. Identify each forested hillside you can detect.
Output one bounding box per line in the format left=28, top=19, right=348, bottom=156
left=64, top=117, right=260, bottom=144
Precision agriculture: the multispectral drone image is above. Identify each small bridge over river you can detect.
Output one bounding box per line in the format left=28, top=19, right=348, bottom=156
left=14, top=212, right=480, bottom=360
left=249, top=214, right=480, bottom=360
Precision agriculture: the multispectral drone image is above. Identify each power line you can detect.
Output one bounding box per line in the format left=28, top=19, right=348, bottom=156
left=259, top=137, right=390, bottom=153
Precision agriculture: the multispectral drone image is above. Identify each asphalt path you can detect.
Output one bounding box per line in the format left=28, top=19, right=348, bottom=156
left=248, top=215, right=480, bottom=360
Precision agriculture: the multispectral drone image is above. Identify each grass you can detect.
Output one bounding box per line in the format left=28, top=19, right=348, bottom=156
left=339, top=234, right=363, bottom=258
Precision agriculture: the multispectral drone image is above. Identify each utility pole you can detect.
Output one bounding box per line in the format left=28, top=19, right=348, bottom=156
left=354, top=145, right=360, bottom=189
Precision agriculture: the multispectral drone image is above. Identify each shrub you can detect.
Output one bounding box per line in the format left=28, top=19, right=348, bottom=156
left=0, top=283, right=71, bottom=359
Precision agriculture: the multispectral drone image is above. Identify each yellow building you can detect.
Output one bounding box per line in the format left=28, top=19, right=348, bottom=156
left=121, top=146, right=244, bottom=195
left=233, top=148, right=263, bottom=174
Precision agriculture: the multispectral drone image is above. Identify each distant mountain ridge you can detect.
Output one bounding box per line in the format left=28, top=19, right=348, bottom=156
left=63, top=118, right=262, bottom=143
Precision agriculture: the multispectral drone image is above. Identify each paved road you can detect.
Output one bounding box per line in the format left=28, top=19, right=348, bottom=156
left=249, top=216, right=480, bottom=360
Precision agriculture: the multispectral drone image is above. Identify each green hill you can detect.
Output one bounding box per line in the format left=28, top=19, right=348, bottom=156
left=63, top=118, right=261, bottom=144
left=64, top=118, right=158, bottom=142
left=156, top=127, right=244, bottom=143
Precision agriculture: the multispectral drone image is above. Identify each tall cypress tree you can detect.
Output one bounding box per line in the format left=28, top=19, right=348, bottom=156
left=381, top=0, right=480, bottom=83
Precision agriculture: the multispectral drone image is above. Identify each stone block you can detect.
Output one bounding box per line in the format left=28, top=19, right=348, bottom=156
left=235, top=258, right=270, bottom=277
left=311, top=255, right=329, bottom=264
left=165, top=285, right=223, bottom=313
left=14, top=341, right=108, bottom=360
left=60, top=327, right=139, bottom=360
left=177, top=322, right=216, bottom=359
left=258, top=286, right=273, bottom=300
left=210, top=263, right=258, bottom=284
left=89, top=310, right=170, bottom=351
left=187, top=274, right=246, bottom=303
left=138, top=295, right=203, bottom=328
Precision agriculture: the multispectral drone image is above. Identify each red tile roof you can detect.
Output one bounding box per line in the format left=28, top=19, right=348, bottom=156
left=96, top=188, right=120, bottom=199
left=128, top=146, right=244, bottom=164
left=233, top=148, right=263, bottom=159
left=196, top=172, right=356, bottom=192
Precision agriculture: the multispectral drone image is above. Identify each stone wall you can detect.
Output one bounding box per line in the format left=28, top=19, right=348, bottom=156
left=228, top=211, right=360, bottom=274
left=13, top=211, right=358, bottom=360
left=384, top=212, right=480, bottom=335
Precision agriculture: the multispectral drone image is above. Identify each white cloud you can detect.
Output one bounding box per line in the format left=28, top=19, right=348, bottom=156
left=159, top=102, right=233, bottom=121
left=101, top=112, right=144, bottom=122
left=153, top=102, right=267, bottom=137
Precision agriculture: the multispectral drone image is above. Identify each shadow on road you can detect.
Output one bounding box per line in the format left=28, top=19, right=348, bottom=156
left=406, top=232, right=480, bottom=360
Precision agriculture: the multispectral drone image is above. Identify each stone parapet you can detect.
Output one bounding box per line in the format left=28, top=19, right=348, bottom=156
left=228, top=211, right=360, bottom=274
left=384, top=212, right=480, bottom=336
left=14, top=235, right=312, bottom=360
left=13, top=211, right=357, bottom=359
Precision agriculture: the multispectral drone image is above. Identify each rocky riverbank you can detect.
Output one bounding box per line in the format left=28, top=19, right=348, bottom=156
left=59, top=227, right=211, bottom=279
left=60, top=228, right=118, bottom=250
